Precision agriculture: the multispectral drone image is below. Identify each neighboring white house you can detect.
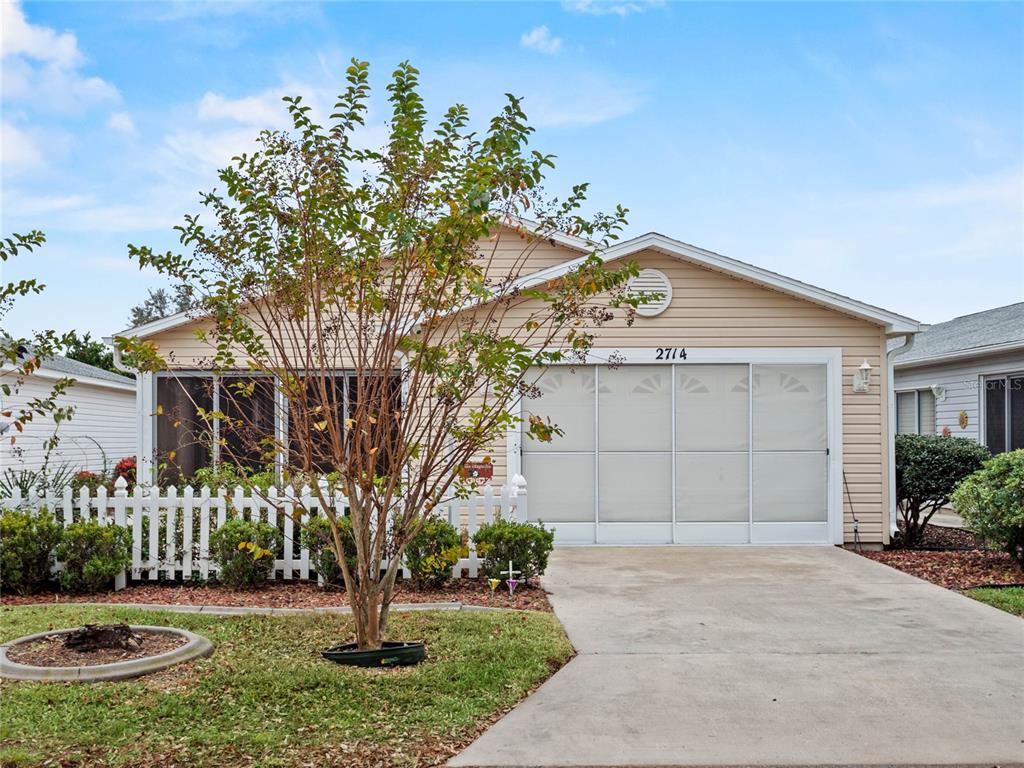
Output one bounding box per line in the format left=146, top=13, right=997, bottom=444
left=0, top=355, right=137, bottom=477
left=892, top=302, right=1023, bottom=454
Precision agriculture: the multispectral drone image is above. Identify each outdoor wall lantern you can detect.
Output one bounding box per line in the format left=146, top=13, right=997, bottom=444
left=852, top=360, right=872, bottom=393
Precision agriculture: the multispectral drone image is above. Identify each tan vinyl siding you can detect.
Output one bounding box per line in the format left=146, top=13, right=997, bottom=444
left=477, top=249, right=890, bottom=544
left=478, top=227, right=587, bottom=282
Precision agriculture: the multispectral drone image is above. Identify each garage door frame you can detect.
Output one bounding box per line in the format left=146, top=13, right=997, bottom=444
left=508, top=347, right=845, bottom=545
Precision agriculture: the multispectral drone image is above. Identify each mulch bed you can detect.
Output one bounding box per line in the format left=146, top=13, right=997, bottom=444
left=894, top=524, right=986, bottom=551
left=861, top=549, right=1023, bottom=590
left=6, top=630, right=186, bottom=667
left=862, top=522, right=1023, bottom=590
left=1, top=578, right=553, bottom=613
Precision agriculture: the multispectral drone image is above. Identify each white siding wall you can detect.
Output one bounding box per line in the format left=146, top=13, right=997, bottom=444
left=894, top=350, right=1024, bottom=442
left=1, top=375, right=137, bottom=475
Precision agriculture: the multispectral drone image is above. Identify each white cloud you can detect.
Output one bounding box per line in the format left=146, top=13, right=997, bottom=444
left=0, top=1, right=119, bottom=113
left=197, top=91, right=288, bottom=128
left=0, top=0, right=79, bottom=67
left=0, top=121, right=44, bottom=171
left=562, top=0, right=664, bottom=17
left=107, top=111, right=137, bottom=136
left=3, top=192, right=92, bottom=217
left=520, top=25, right=562, bottom=55
left=524, top=73, right=647, bottom=127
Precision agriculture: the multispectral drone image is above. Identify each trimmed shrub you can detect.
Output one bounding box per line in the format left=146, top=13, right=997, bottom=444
left=895, top=434, right=990, bottom=547
left=0, top=508, right=63, bottom=594
left=473, top=518, right=554, bottom=582
left=190, top=464, right=275, bottom=493
left=210, top=518, right=281, bottom=589
left=55, top=521, right=131, bottom=593
left=404, top=517, right=461, bottom=588
left=301, top=515, right=357, bottom=587
left=953, top=449, right=1024, bottom=566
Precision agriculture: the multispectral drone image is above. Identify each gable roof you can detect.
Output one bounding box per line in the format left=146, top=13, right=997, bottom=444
left=892, top=302, right=1024, bottom=369
left=113, top=228, right=920, bottom=340
left=513, top=231, right=920, bottom=334
left=2, top=352, right=136, bottom=391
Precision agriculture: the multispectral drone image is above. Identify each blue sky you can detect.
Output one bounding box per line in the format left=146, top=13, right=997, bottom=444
left=2, top=0, right=1022, bottom=340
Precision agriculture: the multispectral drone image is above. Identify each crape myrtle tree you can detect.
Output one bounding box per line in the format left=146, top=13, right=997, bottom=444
left=1, top=231, right=78, bottom=470
left=117, top=61, right=646, bottom=650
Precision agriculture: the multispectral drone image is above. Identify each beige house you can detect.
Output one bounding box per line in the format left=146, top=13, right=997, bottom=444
left=112, top=227, right=919, bottom=549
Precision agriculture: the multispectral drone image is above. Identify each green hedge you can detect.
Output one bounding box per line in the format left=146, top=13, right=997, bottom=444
left=0, top=508, right=63, bottom=595
left=405, top=517, right=462, bottom=588
left=895, top=434, right=990, bottom=547
left=300, top=515, right=357, bottom=587
left=210, top=518, right=281, bottom=589
left=953, top=449, right=1024, bottom=566
left=55, top=521, right=131, bottom=593
left=473, top=518, right=554, bottom=582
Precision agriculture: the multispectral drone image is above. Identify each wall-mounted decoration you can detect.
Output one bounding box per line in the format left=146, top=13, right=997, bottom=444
left=959, top=410, right=969, bottom=430
left=852, top=360, right=872, bottom=393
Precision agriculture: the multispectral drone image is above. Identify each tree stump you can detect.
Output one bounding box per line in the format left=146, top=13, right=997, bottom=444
left=63, top=624, right=143, bottom=653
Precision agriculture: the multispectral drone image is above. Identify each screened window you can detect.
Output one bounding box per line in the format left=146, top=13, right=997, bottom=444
left=156, top=376, right=214, bottom=483
left=288, top=376, right=345, bottom=474
left=985, top=375, right=1024, bottom=454
left=220, top=376, right=277, bottom=472
left=896, top=389, right=936, bottom=436
left=155, top=371, right=401, bottom=481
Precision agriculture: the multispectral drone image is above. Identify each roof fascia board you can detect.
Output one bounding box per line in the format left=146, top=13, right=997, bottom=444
left=893, top=340, right=1024, bottom=370
left=0, top=366, right=136, bottom=392
left=117, top=229, right=921, bottom=339
left=113, top=310, right=194, bottom=340
left=512, top=232, right=920, bottom=333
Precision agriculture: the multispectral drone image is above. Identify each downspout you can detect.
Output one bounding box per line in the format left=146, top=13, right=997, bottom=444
left=106, top=337, right=152, bottom=486
left=886, top=332, right=916, bottom=539
left=108, top=341, right=135, bottom=375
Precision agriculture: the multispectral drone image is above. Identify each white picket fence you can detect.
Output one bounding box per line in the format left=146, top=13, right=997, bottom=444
left=2, top=476, right=528, bottom=590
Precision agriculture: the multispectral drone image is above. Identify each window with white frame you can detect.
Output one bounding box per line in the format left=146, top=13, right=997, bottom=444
left=895, top=389, right=936, bottom=436
left=984, top=373, right=1024, bottom=455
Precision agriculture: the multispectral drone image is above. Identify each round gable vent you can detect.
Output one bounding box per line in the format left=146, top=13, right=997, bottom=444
left=627, top=268, right=672, bottom=317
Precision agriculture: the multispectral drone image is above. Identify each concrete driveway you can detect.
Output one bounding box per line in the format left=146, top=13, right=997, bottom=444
left=451, top=546, right=1024, bottom=767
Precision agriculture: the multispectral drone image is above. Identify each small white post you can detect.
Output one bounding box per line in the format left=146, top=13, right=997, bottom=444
left=112, top=477, right=128, bottom=590
left=198, top=485, right=212, bottom=581
left=61, top=485, right=73, bottom=527
left=282, top=484, right=295, bottom=580
left=131, top=482, right=144, bottom=579
left=165, top=485, right=178, bottom=580
left=511, top=474, right=528, bottom=523
left=182, top=485, right=194, bottom=580
left=77, top=485, right=90, bottom=524
left=147, top=484, right=159, bottom=580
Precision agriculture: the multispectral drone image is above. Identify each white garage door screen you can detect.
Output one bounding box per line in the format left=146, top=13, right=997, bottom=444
left=511, top=348, right=843, bottom=545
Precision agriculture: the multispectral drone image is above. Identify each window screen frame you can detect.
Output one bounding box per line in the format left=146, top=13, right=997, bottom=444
left=982, top=371, right=1024, bottom=454
left=894, top=388, right=937, bottom=436
left=512, top=347, right=842, bottom=545
left=152, top=369, right=401, bottom=483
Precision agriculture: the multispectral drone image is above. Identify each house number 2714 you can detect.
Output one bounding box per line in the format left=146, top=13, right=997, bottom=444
left=655, top=347, right=687, bottom=360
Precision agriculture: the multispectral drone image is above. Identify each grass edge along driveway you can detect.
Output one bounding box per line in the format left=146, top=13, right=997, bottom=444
left=968, top=585, right=1024, bottom=617
left=0, top=605, right=572, bottom=768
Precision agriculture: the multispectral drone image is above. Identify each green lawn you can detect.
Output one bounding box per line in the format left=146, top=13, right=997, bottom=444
left=968, top=586, right=1024, bottom=617
left=0, top=606, right=572, bottom=768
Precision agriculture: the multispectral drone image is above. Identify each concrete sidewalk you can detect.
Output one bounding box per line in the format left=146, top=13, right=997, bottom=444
left=450, top=546, right=1024, bottom=767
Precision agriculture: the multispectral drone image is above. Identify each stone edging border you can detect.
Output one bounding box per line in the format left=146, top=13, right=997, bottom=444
left=0, top=625, right=214, bottom=683
left=2, top=600, right=507, bottom=617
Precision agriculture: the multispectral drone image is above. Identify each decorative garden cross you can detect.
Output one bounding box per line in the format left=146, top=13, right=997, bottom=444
left=504, top=560, right=521, bottom=596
